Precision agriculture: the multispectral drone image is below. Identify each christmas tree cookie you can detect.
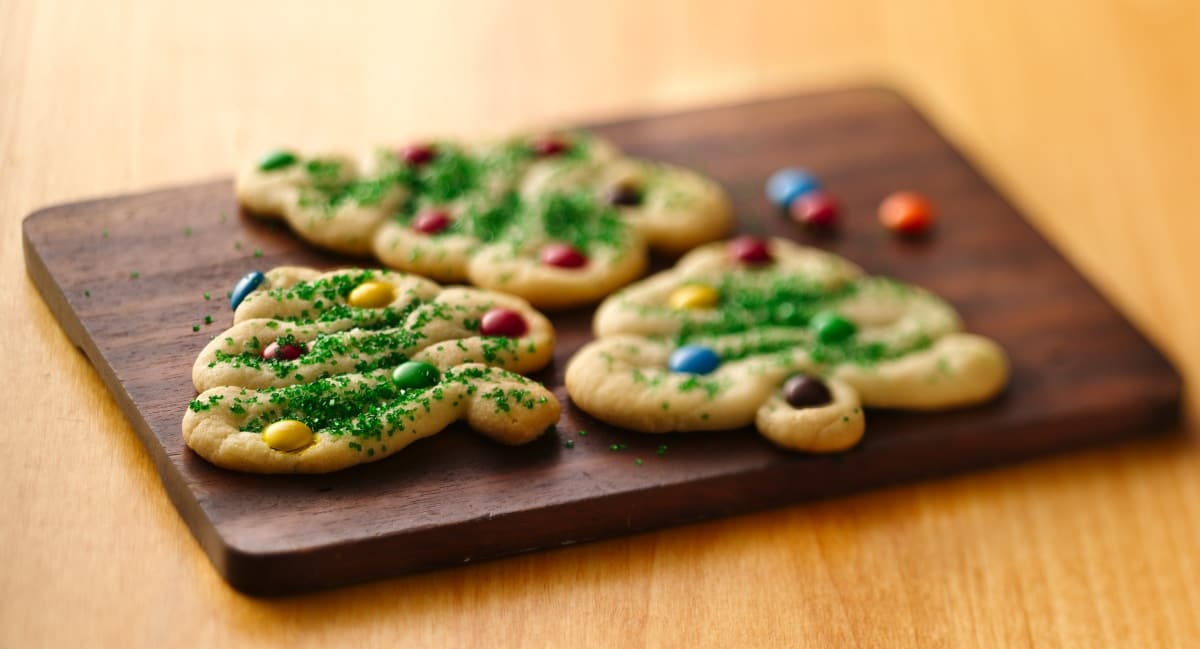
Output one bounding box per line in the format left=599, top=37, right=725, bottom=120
left=236, top=132, right=731, bottom=308
left=184, top=267, right=560, bottom=473
left=565, top=237, right=1009, bottom=452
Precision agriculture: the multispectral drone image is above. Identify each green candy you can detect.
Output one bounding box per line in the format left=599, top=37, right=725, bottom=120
left=258, top=149, right=298, bottom=172
left=391, top=361, right=441, bottom=390
left=811, top=311, right=856, bottom=344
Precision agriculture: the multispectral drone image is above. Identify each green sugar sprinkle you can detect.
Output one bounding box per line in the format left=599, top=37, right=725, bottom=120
left=578, top=429, right=588, bottom=436
left=192, top=325, right=200, bottom=332
left=184, top=226, right=192, bottom=237
left=656, top=444, right=668, bottom=456
left=254, top=248, right=263, bottom=258
left=101, top=229, right=108, bottom=238
left=204, top=315, right=213, bottom=325
left=194, top=365, right=540, bottom=443
left=563, top=439, right=575, bottom=449
left=129, top=271, right=139, bottom=279
left=635, top=458, right=643, bottom=466
left=234, top=241, right=242, bottom=250
left=84, top=290, right=90, bottom=298
left=663, top=274, right=934, bottom=370
left=204, top=292, right=211, bottom=300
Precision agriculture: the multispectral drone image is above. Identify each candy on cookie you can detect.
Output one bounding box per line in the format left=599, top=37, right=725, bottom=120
left=566, top=237, right=1008, bottom=453
left=186, top=266, right=562, bottom=473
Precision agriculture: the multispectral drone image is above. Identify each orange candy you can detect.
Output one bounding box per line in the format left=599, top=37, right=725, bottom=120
left=879, top=191, right=936, bottom=234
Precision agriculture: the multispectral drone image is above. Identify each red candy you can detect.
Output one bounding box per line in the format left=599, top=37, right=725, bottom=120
left=728, top=236, right=772, bottom=265
left=262, top=341, right=305, bottom=361
left=789, top=191, right=839, bottom=228
left=531, top=136, right=569, bottom=157
left=480, top=308, right=528, bottom=337
left=879, top=191, right=936, bottom=235
left=400, top=143, right=435, bottom=166
left=540, top=243, right=587, bottom=268
left=412, top=209, right=452, bottom=234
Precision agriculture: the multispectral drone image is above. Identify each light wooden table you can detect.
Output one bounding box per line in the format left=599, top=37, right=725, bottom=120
left=3, top=1, right=1198, bottom=646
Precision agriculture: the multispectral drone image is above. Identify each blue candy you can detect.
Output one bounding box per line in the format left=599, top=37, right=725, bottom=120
left=668, top=345, right=721, bottom=375
left=765, top=167, right=821, bottom=208
left=230, top=271, right=265, bottom=310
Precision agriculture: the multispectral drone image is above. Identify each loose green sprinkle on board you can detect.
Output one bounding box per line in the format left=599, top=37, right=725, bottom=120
left=635, top=458, right=643, bottom=466
left=101, top=229, right=108, bottom=238
left=204, top=292, right=211, bottom=300
left=84, top=290, right=90, bottom=298
left=204, top=315, right=213, bottom=325
left=254, top=248, right=263, bottom=258
left=656, top=444, right=668, bottom=457
left=234, top=241, right=242, bottom=250
left=184, top=226, right=192, bottom=237
left=129, top=271, right=139, bottom=279
left=609, top=443, right=628, bottom=452
left=192, top=325, right=200, bottom=332
left=563, top=439, right=575, bottom=449
left=578, top=429, right=588, bottom=436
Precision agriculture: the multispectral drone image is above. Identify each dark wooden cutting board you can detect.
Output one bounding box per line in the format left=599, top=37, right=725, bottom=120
left=23, top=88, right=1181, bottom=595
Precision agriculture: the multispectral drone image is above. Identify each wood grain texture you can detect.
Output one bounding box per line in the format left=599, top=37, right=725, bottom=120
left=4, top=0, right=1200, bottom=646
left=22, top=88, right=1181, bottom=595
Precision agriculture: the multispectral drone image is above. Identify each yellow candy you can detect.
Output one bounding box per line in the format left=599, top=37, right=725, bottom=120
left=667, top=284, right=719, bottom=310
left=348, top=280, right=395, bottom=308
left=262, top=419, right=314, bottom=452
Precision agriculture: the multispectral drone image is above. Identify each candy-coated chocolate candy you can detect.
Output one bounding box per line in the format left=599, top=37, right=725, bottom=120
left=262, top=419, right=314, bottom=452
left=400, top=143, right=436, bottom=166
left=766, top=167, right=821, bottom=208
left=789, top=191, right=839, bottom=228
left=811, top=311, right=856, bottom=344
left=480, top=308, right=528, bottom=337
left=532, top=136, right=569, bottom=157
left=229, top=271, right=265, bottom=310
left=879, top=191, right=936, bottom=234
left=258, top=150, right=298, bottom=172
left=606, top=183, right=644, bottom=206
left=667, top=284, right=720, bottom=310
left=262, top=340, right=305, bottom=361
left=391, top=361, right=441, bottom=390
left=540, top=243, right=588, bottom=268
left=412, top=209, right=452, bottom=234
left=783, top=374, right=833, bottom=409
left=668, top=345, right=721, bottom=375
left=347, top=280, right=395, bottom=309
left=728, top=235, right=772, bottom=265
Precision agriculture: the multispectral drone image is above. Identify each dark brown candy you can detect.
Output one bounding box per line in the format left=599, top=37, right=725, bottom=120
left=606, top=183, right=644, bottom=207
left=783, top=374, right=832, bottom=409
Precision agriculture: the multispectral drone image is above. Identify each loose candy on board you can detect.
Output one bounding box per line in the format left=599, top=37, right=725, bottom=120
left=880, top=191, right=936, bottom=234
left=789, top=191, right=839, bottom=228
left=766, top=167, right=821, bottom=208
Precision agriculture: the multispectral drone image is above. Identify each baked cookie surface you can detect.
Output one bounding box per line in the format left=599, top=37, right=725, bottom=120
left=237, top=133, right=731, bottom=308
left=185, top=266, right=560, bottom=473
left=566, top=237, right=1009, bottom=452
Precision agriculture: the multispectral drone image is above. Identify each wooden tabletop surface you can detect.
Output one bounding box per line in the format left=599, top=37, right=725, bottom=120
left=3, top=1, right=1198, bottom=646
